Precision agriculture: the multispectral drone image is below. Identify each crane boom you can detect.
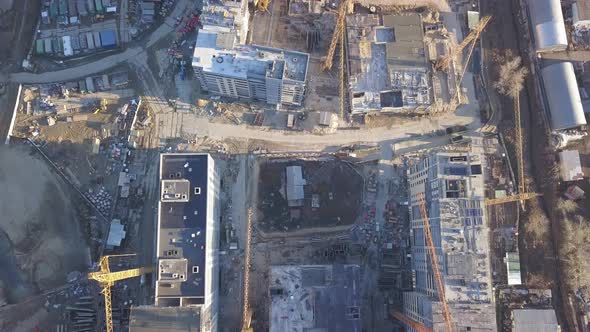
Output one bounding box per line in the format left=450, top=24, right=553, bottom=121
left=323, top=0, right=351, bottom=71
left=485, top=192, right=542, bottom=206
left=418, top=192, right=453, bottom=331
left=435, top=16, right=491, bottom=72
left=242, top=208, right=254, bottom=332
left=88, top=255, right=153, bottom=332
left=391, top=310, right=433, bottom=332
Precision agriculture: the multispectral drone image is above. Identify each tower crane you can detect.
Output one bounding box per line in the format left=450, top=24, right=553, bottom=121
left=390, top=310, right=433, bottom=332
left=323, top=0, right=352, bottom=119
left=434, top=15, right=491, bottom=72
left=88, top=255, right=154, bottom=332
left=418, top=192, right=453, bottom=331
left=485, top=192, right=542, bottom=206
left=241, top=208, right=254, bottom=332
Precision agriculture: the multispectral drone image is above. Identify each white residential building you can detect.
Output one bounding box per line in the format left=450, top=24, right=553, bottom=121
left=155, top=153, right=220, bottom=332
left=192, top=30, right=309, bottom=106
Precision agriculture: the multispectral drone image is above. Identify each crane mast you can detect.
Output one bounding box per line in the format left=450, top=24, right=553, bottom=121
left=418, top=192, right=453, bottom=331
left=88, top=255, right=153, bottom=332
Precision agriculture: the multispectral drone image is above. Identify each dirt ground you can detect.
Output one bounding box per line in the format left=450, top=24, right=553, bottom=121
left=257, top=158, right=363, bottom=232
left=0, top=145, right=90, bottom=304
left=0, top=0, right=39, bottom=69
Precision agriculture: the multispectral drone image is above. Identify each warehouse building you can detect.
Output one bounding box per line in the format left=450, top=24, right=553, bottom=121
left=152, top=153, right=220, bottom=332
left=192, top=30, right=309, bottom=106
left=404, top=152, right=496, bottom=331
left=527, top=0, right=568, bottom=52
left=541, top=62, right=587, bottom=131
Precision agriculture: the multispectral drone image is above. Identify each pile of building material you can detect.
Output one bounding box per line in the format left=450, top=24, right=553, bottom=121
left=87, top=186, right=113, bottom=216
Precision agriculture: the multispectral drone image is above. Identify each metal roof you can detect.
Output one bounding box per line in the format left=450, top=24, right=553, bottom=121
left=286, top=165, right=305, bottom=203
left=541, top=62, right=587, bottom=130
left=559, top=150, right=584, bottom=181
left=527, top=0, right=568, bottom=52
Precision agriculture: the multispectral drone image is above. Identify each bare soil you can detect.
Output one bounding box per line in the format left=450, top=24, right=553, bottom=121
left=257, top=158, right=363, bottom=232
left=0, top=145, right=89, bottom=304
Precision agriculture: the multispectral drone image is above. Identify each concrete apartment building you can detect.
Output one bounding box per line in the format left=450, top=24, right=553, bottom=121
left=150, top=153, right=220, bottom=332
left=404, top=152, right=496, bottom=331
left=192, top=30, right=309, bottom=106
left=192, top=0, right=310, bottom=106
left=200, top=0, right=250, bottom=45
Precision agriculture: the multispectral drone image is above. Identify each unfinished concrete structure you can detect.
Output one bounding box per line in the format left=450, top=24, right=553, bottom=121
left=511, top=309, right=560, bottom=331
left=154, top=153, right=220, bottom=332
left=192, top=30, right=310, bottom=107
left=346, top=13, right=432, bottom=114
left=269, top=265, right=361, bottom=332
left=404, top=151, right=496, bottom=331
left=200, top=0, right=250, bottom=45
left=129, top=306, right=201, bottom=332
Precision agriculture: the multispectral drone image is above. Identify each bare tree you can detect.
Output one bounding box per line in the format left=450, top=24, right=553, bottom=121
left=557, top=199, right=579, bottom=214
left=493, top=51, right=529, bottom=99
left=525, top=207, right=549, bottom=247
left=561, top=215, right=590, bottom=297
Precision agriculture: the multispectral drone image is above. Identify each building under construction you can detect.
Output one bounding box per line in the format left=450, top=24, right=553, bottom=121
left=269, top=265, right=361, bottom=332
left=346, top=13, right=432, bottom=114
left=404, top=151, right=496, bottom=331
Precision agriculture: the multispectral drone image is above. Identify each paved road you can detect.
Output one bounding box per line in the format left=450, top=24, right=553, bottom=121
left=9, top=0, right=194, bottom=84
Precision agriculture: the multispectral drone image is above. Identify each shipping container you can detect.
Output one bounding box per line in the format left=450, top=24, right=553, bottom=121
left=68, top=0, right=78, bottom=16
left=71, top=34, right=80, bottom=50
left=86, top=32, right=95, bottom=49
left=93, top=31, right=102, bottom=48
left=79, top=33, right=88, bottom=49
left=49, top=0, right=59, bottom=18
left=78, top=79, right=87, bottom=93
left=41, top=10, right=51, bottom=25
left=35, top=39, right=45, bottom=54
left=55, top=37, right=63, bottom=53
left=44, top=38, right=53, bottom=53
left=94, top=0, right=103, bottom=12
left=86, top=77, right=95, bottom=93
left=77, top=0, right=88, bottom=15
left=58, top=0, right=68, bottom=16
left=63, top=36, right=73, bottom=56
left=86, top=0, right=95, bottom=13
left=99, top=30, right=117, bottom=48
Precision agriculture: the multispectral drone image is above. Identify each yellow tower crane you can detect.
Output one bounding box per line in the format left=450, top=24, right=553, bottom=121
left=418, top=192, right=453, bottom=331
left=390, top=310, right=433, bottom=332
left=323, top=0, right=352, bottom=119
left=241, top=208, right=254, bottom=332
left=88, top=255, right=153, bottom=332
left=434, top=15, right=492, bottom=72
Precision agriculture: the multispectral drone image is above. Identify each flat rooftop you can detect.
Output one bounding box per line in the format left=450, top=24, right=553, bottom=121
left=156, top=154, right=210, bottom=303
left=269, top=265, right=361, bottom=332
left=192, top=30, right=309, bottom=82
left=512, top=309, right=560, bottom=332
left=129, top=306, right=201, bottom=332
